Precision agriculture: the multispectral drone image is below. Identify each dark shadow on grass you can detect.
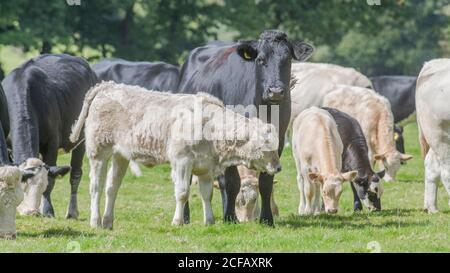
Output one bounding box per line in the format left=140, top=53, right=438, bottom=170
left=19, top=227, right=95, bottom=238
left=277, top=209, right=430, bottom=230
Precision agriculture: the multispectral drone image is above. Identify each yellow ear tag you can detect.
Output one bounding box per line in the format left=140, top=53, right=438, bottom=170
left=394, top=132, right=399, bottom=141
left=243, top=51, right=252, bottom=60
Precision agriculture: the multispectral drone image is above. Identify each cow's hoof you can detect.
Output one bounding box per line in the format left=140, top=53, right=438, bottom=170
left=172, top=218, right=184, bottom=226
left=424, top=207, right=438, bottom=214
left=65, top=210, right=79, bottom=220
left=0, top=232, right=16, bottom=240
left=204, top=219, right=215, bottom=226
left=102, top=217, right=114, bottom=230
left=90, top=218, right=102, bottom=228
left=41, top=201, right=55, bottom=218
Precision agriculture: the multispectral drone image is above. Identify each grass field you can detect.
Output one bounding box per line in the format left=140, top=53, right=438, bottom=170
left=1, top=122, right=450, bottom=253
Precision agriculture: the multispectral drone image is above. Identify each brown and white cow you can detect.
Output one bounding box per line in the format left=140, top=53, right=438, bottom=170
left=323, top=85, right=413, bottom=182
left=292, top=107, right=357, bottom=215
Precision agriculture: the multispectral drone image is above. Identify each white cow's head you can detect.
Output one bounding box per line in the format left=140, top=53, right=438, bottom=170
left=17, top=158, right=70, bottom=216
left=308, top=170, right=358, bottom=214
left=374, top=151, right=412, bottom=182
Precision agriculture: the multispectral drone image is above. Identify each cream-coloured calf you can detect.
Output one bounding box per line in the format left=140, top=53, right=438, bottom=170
left=70, top=82, right=281, bottom=229
left=292, top=107, right=357, bottom=215
left=323, top=85, right=412, bottom=181
left=416, top=58, right=450, bottom=213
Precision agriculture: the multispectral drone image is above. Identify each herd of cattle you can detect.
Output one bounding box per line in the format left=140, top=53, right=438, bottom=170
left=0, top=30, right=447, bottom=239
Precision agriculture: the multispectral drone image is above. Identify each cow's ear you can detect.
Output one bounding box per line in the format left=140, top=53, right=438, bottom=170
left=373, top=153, right=386, bottom=161
left=47, top=165, right=71, bottom=179
left=341, top=171, right=358, bottom=181
left=292, top=41, right=314, bottom=61
left=400, top=153, right=413, bottom=162
left=20, top=167, right=40, bottom=182
left=237, top=41, right=258, bottom=62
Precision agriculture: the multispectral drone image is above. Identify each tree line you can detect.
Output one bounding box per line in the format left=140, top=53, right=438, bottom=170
left=0, top=0, right=449, bottom=77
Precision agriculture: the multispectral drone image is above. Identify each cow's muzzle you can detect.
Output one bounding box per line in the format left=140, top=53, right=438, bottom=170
left=265, top=87, right=284, bottom=103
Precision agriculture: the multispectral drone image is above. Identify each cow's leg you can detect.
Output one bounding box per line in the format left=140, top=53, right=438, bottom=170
left=439, top=164, right=450, bottom=208
left=424, top=149, right=440, bottom=213
left=351, top=182, right=363, bottom=211
left=297, top=173, right=306, bottom=215
left=171, top=160, right=192, bottom=226
left=313, top=183, right=321, bottom=215
left=41, top=149, right=58, bottom=218
left=198, top=174, right=214, bottom=225
left=259, top=172, right=274, bottom=225
left=218, top=166, right=240, bottom=223
left=182, top=174, right=193, bottom=224
left=66, top=143, right=85, bottom=219
left=102, top=153, right=129, bottom=229
left=89, top=157, right=109, bottom=228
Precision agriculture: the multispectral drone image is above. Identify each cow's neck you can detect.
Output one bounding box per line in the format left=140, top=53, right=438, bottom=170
left=8, top=92, right=40, bottom=164
left=375, top=111, right=396, bottom=155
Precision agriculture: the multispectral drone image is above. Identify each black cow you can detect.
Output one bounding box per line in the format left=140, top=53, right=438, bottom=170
left=92, top=58, right=180, bottom=91
left=323, top=107, right=385, bottom=211
left=371, top=76, right=416, bottom=154
left=2, top=54, right=98, bottom=218
left=178, top=30, right=314, bottom=225
left=0, top=83, right=37, bottom=179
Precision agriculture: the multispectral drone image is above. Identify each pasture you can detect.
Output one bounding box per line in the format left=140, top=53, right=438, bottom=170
left=1, top=122, right=449, bottom=253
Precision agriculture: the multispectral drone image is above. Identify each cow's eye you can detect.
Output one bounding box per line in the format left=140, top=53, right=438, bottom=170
left=243, top=50, right=253, bottom=60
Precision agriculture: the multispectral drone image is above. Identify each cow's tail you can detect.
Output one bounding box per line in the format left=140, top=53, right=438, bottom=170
left=70, top=81, right=111, bottom=143
left=418, top=120, right=430, bottom=159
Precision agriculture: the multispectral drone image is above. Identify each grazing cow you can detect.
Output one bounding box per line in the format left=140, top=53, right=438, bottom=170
left=323, top=85, right=413, bottom=182
left=2, top=54, right=98, bottom=218
left=287, top=64, right=373, bottom=145
left=292, top=107, right=357, bottom=214
left=371, top=76, right=417, bottom=154
left=92, top=58, right=180, bottom=177
left=0, top=84, right=41, bottom=238
left=234, top=166, right=279, bottom=222
left=291, top=62, right=373, bottom=89
left=416, top=58, right=450, bottom=213
left=70, top=82, right=281, bottom=228
left=322, top=107, right=385, bottom=211
left=178, top=30, right=314, bottom=226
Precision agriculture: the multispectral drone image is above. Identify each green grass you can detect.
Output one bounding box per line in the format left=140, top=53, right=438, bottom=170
left=1, top=122, right=450, bottom=253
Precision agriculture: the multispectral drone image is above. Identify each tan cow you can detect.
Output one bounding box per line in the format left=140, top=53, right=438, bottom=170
left=416, top=58, right=450, bottom=213
left=323, top=85, right=413, bottom=181
left=70, top=82, right=281, bottom=229
left=234, top=166, right=279, bottom=222
left=292, top=107, right=357, bottom=215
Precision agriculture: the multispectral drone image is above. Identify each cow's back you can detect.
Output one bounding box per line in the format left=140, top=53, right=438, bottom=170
left=292, top=107, right=343, bottom=169
left=2, top=54, right=98, bottom=152
left=92, top=58, right=180, bottom=91
left=371, top=76, right=416, bottom=122
left=178, top=42, right=257, bottom=106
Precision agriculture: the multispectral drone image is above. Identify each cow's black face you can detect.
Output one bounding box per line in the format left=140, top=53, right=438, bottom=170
left=394, top=125, right=405, bottom=155
left=237, top=30, right=314, bottom=104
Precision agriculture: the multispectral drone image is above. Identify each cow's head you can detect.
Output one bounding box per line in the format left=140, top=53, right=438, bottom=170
left=308, top=170, right=357, bottom=214
left=235, top=177, right=259, bottom=222
left=17, top=158, right=70, bottom=216
left=374, top=151, right=412, bottom=182
left=236, top=30, right=314, bottom=104
left=0, top=165, right=24, bottom=239
left=352, top=170, right=385, bottom=211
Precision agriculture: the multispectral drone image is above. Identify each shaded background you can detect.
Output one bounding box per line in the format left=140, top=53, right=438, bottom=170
left=0, top=0, right=449, bottom=77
